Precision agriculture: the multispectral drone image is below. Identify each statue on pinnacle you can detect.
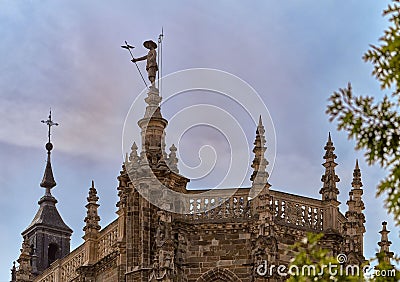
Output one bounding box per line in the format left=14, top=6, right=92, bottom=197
left=131, top=40, right=158, bottom=86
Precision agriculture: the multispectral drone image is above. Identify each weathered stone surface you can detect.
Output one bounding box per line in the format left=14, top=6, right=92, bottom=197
left=15, top=87, right=367, bottom=282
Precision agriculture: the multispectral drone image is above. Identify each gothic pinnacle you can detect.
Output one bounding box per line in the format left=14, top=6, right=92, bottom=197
left=319, top=133, right=340, bottom=201
left=129, top=142, right=139, bottom=165
left=168, top=144, right=179, bottom=173
left=377, top=221, right=394, bottom=264
left=87, top=180, right=99, bottom=202
left=351, top=159, right=363, bottom=189
left=347, top=159, right=365, bottom=216
left=15, top=240, right=32, bottom=281
left=324, top=132, right=336, bottom=162
left=83, top=180, right=101, bottom=233
left=378, top=222, right=391, bottom=250
left=345, top=160, right=366, bottom=253
left=250, top=115, right=269, bottom=183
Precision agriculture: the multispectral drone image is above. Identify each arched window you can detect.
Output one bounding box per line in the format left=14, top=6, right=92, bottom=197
left=47, top=243, right=59, bottom=266
left=196, top=268, right=242, bottom=282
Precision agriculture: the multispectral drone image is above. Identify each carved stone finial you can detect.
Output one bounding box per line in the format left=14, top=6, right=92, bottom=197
left=87, top=181, right=99, bottom=203
left=168, top=144, right=179, bottom=173
left=379, top=222, right=390, bottom=249
left=83, top=181, right=101, bottom=234
left=129, top=142, right=139, bottom=165
left=16, top=240, right=32, bottom=282
left=126, top=142, right=140, bottom=178
left=345, top=161, right=366, bottom=256
left=351, top=159, right=363, bottom=189
left=324, top=132, right=336, bottom=162
left=250, top=115, right=269, bottom=183
left=319, top=133, right=340, bottom=201
left=348, top=159, right=365, bottom=215
left=377, top=221, right=394, bottom=264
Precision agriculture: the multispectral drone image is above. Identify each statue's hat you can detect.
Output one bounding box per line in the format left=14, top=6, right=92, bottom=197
left=143, top=40, right=157, bottom=49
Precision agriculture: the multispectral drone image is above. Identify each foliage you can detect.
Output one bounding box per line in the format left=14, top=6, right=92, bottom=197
left=369, top=251, right=400, bottom=282
left=326, top=0, right=400, bottom=225
left=287, top=233, right=400, bottom=281
left=287, top=233, right=361, bottom=282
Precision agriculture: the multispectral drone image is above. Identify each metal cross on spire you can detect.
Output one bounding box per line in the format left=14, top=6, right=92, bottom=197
left=41, top=109, right=59, bottom=145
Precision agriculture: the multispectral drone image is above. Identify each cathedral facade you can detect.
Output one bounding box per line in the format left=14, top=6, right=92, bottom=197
left=12, top=83, right=392, bottom=282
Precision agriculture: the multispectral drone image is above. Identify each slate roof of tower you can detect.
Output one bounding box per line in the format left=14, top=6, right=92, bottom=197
left=23, top=195, right=72, bottom=235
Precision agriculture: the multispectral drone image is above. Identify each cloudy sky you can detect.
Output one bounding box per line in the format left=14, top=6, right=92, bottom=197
left=1, top=0, right=399, bottom=280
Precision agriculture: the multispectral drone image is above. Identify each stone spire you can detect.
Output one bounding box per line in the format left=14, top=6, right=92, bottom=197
left=377, top=221, right=394, bottom=264
left=349, top=160, right=365, bottom=222
left=351, top=159, right=362, bottom=188
left=319, top=133, right=340, bottom=201
left=21, top=111, right=72, bottom=275
left=15, top=240, right=32, bottom=282
left=83, top=181, right=101, bottom=234
left=250, top=116, right=269, bottom=184
left=125, top=142, right=140, bottom=180
left=318, top=134, right=341, bottom=236
left=40, top=110, right=58, bottom=195
left=82, top=181, right=100, bottom=266
left=40, top=145, right=56, bottom=194
left=346, top=160, right=365, bottom=214
left=167, top=144, right=179, bottom=173
left=249, top=116, right=272, bottom=235
left=344, top=160, right=365, bottom=258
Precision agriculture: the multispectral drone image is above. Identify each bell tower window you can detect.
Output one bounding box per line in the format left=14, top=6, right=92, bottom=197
left=48, top=243, right=59, bottom=266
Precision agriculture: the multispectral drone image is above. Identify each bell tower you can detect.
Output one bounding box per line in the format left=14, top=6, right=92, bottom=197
left=20, top=111, right=72, bottom=275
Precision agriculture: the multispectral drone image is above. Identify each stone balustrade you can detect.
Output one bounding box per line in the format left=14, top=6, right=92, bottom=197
left=59, top=248, right=85, bottom=281
left=35, top=244, right=85, bottom=282
left=270, top=190, right=324, bottom=231
left=34, top=272, right=55, bottom=282
left=179, top=189, right=328, bottom=232
left=180, top=188, right=251, bottom=221
left=97, top=219, right=118, bottom=260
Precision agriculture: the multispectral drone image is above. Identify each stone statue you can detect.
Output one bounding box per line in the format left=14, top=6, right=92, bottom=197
left=131, top=40, right=158, bottom=86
